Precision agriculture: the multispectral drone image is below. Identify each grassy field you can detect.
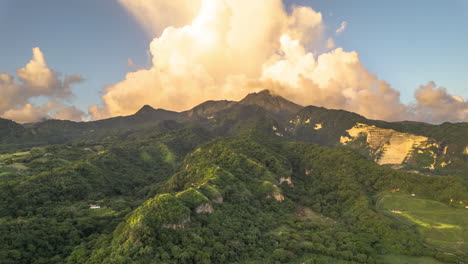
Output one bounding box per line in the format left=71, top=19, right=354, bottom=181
left=0, top=151, right=30, bottom=162
left=0, top=151, right=31, bottom=175
left=377, top=192, right=468, bottom=253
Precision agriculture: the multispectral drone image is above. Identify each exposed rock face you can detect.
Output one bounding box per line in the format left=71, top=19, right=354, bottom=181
left=464, top=146, right=468, bottom=155
left=213, top=196, right=223, bottom=204
left=441, top=161, right=451, bottom=168
left=314, top=123, right=322, bottom=130
left=162, top=216, right=190, bottom=229
left=195, top=203, right=214, bottom=214
left=279, top=177, right=293, bottom=186
left=268, top=193, right=284, bottom=201
left=341, top=123, right=436, bottom=165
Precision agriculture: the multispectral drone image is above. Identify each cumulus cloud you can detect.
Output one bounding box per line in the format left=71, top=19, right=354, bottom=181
left=53, top=105, right=86, bottom=121
left=413, top=82, right=468, bottom=123
left=2, top=103, right=53, bottom=124
left=262, top=39, right=407, bottom=121
left=118, top=0, right=202, bottom=35
left=91, top=0, right=324, bottom=118
left=336, top=21, right=347, bottom=34
left=0, top=48, right=85, bottom=123
left=89, top=0, right=467, bottom=124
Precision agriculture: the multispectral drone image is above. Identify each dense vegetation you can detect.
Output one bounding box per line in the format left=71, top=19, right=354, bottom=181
left=1, top=91, right=467, bottom=263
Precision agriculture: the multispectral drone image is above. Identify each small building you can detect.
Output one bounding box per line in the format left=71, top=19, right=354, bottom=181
left=89, top=204, right=101, bottom=209
left=411, top=194, right=416, bottom=197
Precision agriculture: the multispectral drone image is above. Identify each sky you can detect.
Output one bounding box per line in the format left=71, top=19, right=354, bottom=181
left=0, top=0, right=467, bottom=123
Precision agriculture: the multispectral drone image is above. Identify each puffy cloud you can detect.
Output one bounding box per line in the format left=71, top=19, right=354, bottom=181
left=336, top=21, right=347, bottom=34
left=90, top=0, right=466, bottom=124
left=16, top=47, right=83, bottom=98
left=53, top=105, right=86, bottom=121
left=287, top=6, right=323, bottom=47
left=92, top=0, right=321, bottom=118
left=0, top=73, right=21, bottom=114
left=262, top=38, right=407, bottom=121
left=118, top=0, right=202, bottom=35
left=0, top=48, right=85, bottom=123
left=413, top=82, right=468, bottom=123
left=2, top=103, right=54, bottom=124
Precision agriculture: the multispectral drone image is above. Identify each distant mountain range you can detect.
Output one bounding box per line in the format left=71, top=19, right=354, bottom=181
left=2, top=89, right=467, bottom=179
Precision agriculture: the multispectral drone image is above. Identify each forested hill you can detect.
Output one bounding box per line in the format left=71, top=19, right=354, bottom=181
left=1, top=91, right=468, bottom=263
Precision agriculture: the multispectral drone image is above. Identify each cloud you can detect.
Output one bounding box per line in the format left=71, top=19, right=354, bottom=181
left=327, top=37, right=335, bottom=49
left=336, top=21, right=347, bottom=34
left=262, top=39, right=407, bottom=121
left=0, top=48, right=85, bottom=123
left=53, top=105, right=86, bottom=121
left=89, top=0, right=467, bottom=124
left=118, top=0, right=202, bottom=36
left=92, top=0, right=324, bottom=118
left=2, top=104, right=53, bottom=124
left=413, top=82, right=468, bottom=123
left=16, top=47, right=84, bottom=99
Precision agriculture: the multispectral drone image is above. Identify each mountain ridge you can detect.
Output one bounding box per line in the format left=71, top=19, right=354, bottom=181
left=1, top=90, right=467, bottom=179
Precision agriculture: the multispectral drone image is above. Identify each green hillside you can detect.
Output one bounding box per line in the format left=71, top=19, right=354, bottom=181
left=377, top=192, right=468, bottom=253
left=1, top=91, right=467, bottom=263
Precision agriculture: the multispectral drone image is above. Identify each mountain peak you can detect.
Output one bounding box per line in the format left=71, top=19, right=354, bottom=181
left=240, top=90, right=302, bottom=115
left=135, top=105, right=156, bottom=115
left=256, top=89, right=273, bottom=95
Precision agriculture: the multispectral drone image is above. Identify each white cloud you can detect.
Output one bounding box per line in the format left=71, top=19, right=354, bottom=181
left=87, top=0, right=467, bottom=124
left=53, top=105, right=86, bottom=121
left=336, top=21, right=347, bottom=34
left=2, top=103, right=54, bottom=124
left=0, top=48, right=85, bottom=123
left=118, top=0, right=202, bottom=36
left=413, top=81, right=468, bottom=123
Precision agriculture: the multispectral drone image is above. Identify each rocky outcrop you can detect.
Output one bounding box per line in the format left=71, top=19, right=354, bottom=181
left=213, top=196, right=224, bottom=204
left=279, top=177, right=293, bottom=186
left=195, top=203, right=214, bottom=214
left=267, top=193, right=285, bottom=201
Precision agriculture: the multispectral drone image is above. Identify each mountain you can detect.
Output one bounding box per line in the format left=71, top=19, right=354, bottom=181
left=239, top=89, right=302, bottom=115
left=1, top=90, right=467, bottom=178
left=182, top=100, right=238, bottom=119
left=0, top=117, right=25, bottom=138
left=1, top=90, right=468, bottom=178
left=286, top=106, right=468, bottom=179
left=1, top=90, right=468, bottom=263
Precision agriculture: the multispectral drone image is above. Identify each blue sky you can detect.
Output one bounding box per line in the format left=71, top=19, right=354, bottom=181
left=1, top=0, right=467, bottom=113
